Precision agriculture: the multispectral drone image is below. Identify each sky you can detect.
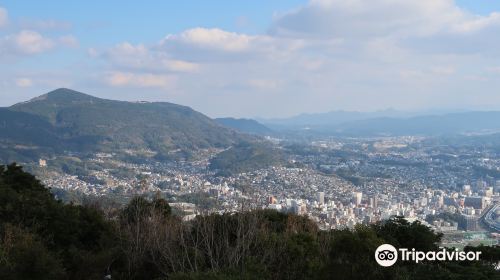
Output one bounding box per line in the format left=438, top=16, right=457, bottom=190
left=2, top=0, right=500, bottom=118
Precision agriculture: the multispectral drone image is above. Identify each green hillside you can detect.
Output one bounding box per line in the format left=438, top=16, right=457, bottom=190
left=215, top=117, right=273, bottom=135
left=209, top=141, right=284, bottom=176
left=1, top=88, right=247, bottom=161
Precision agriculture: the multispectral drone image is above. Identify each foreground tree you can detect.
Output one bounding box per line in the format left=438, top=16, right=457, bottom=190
left=0, top=164, right=498, bottom=279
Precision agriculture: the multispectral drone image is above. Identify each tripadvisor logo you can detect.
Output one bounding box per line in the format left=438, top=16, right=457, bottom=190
left=375, top=244, right=482, bottom=267
left=375, top=244, right=398, bottom=267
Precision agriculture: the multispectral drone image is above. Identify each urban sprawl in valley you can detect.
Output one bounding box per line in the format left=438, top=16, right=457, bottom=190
left=32, top=135, right=500, bottom=248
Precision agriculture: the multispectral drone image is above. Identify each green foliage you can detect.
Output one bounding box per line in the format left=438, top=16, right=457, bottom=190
left=215, top=117, right=273, bottom=135
left=464, top=245, right=500, bottom=266
left=0, top=164, right=498, bottom=280
left=210, top=141, right=283, bottom=176
left=2, top=88, right=247, bottom=163
left=0, top=224, right=66, bottom=280
left=373, top=216, right=442, bottom=252
left=169, top=270, right=266, bottom=280
left=0, top=163, right=116, bottom=279
left=177, top=192, right=219, bottom=210
left=1, top=89, right=283, bottom=175
left=120, top=196, right=172, bottom=223
left=335, top=168, right=364, bottom=186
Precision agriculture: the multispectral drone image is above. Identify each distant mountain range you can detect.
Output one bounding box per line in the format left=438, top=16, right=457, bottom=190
left=259, top=109, right=500, bottom=137
left=215, top=118, right=273, bottom=135
left=0, top=88, right=248, bottom=162
left=3, top=88, right=500, bottom=168
left=332, top=112, right=500, bottom=136
left=259, top=109, right=413, bottom=128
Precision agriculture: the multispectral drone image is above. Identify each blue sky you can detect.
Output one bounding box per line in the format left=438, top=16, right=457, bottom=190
left=456, top=0, right=500, bottom=14
left=2, top=1, right=305, bottom=42
left=2, top=1, right=500, bottom=117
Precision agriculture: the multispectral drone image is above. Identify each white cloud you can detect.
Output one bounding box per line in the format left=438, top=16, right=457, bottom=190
left=87, top=47, right=99, bottom=58
left=164, top=28, right=253, bottom=52
left=106, top=72, right=177, bottom=88
left=15, top=30, right=54, bottom=54
left=15, top=78, right=33, bottom=87
left=271, top=0, right=492, bottom=38
left=0, top=7, right=7, bottom=27
left=18, top=19, right=72, bottom=31
left=271, top=0, right=500, bottom=56
left=166, top=60, right=199, bottom=72
left=0, top=30, right=54, bottom=55
left=0, top=8, right=77, bottom=62
left=87, top=1, right=500, bottom=117
left=158, top=27, right=305, bottom=62
left=451, top=12, right=500, bottom=33
left=111, top=42, right=148, bottom=56
left=58, top=35, right=79, bottom=48
left=272, top=1, right=500, bottom=60
left=103, top=42, right=199, bottom=73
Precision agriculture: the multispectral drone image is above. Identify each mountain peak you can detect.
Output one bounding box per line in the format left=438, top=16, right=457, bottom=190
left=11, top=88, right=101, bottom=109
left=48, top=87, right=85, bottom=95
left=4, top=88, right=248, bottom=161
left=9, top=88, right=104, bottom=123
left=38, top=88, right=98, bottom=102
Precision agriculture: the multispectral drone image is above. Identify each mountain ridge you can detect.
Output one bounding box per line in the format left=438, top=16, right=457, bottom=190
left=1, top=88, right=250, bottom=162
left=215, top=117, right=273, bottom=135
left=258, top=108, right=500, bottom=136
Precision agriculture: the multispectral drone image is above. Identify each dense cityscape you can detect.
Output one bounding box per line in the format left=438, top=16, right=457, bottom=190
left=33, top=135, right=500, bottom=249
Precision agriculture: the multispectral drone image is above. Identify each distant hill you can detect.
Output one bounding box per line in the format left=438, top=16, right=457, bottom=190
left=259, top=109, right=414, bottom=129
left=209, top=141, right=283, bottom=176
left=215, top=118, right=273, bottom=135
left=1, top=88, right=248, bottom=162
left=332, top=111, right=500, bottom=136
left=0, top=108, right=63, bottom=162
left=260, top=109, right=500, bottom=137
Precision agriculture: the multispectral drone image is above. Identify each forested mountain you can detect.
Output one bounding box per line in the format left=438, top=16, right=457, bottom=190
left=215, top=117, right=273, bottom=135
left=1, top=88, right=248, bottom=162
left=209, top=141, right=283, bottom=176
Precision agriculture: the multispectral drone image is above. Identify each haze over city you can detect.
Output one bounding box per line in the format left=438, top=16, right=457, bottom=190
left=2, top=0, right=500, bottom=118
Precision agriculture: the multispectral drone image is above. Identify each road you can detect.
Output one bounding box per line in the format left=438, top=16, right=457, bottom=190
left=483, top=203, right=500, bottom=232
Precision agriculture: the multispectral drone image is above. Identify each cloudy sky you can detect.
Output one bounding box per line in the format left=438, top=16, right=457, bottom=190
left=2, top=0, right=500, bottom=118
